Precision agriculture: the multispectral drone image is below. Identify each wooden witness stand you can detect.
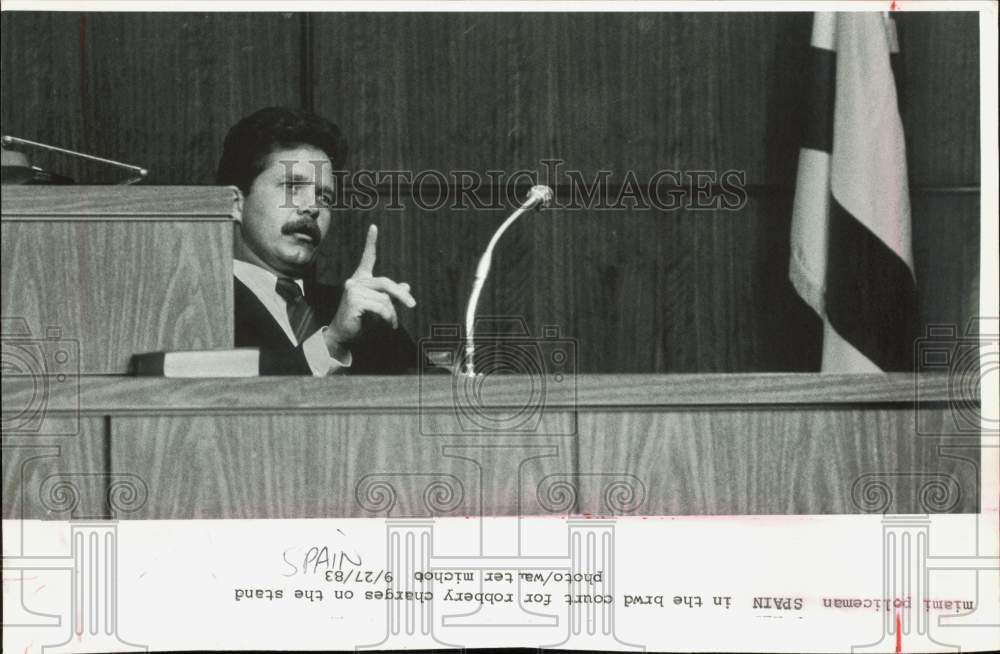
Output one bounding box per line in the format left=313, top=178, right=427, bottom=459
left=1, top=187, right=979, bottom=520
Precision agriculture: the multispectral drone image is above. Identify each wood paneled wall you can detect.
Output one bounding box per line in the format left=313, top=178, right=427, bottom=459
left=1, top=11, right=981, bottom=372
left=1, top=13, right=302, bottom=184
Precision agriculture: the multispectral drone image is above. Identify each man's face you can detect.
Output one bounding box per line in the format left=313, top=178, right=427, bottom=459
left=234, top=145, right=335, bottom=277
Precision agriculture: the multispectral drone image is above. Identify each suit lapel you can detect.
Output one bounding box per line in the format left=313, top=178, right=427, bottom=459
left=233, top=277, right=297, bottom=349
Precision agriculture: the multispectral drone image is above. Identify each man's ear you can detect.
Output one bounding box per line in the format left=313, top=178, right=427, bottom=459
left=231, top=187, right=244, bottom=224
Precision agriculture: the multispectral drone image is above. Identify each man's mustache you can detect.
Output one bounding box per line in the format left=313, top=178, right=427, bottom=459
left=281, top=219, right=322, bottom=243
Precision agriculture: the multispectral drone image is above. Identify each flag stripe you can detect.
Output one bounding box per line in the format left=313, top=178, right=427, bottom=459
left=789, top=147, right=832, bottom=315
left=802, top=47, right=836, bottom=153
left=889, top=52, right=904, bottom=110
left=825, top=196, right=917, bottom=371
left=810, top=12, right=837, bottom=51
left=822, top=321, right=880, bottom=373
left=829, top=15, right=913, bottom=265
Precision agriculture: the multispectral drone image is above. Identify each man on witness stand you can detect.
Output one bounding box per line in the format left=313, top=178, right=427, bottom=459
left=217, top=106, right=419, bottom=375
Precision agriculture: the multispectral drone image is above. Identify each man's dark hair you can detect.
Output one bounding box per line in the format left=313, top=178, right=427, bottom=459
left=216, top=106, right=348, bottom=194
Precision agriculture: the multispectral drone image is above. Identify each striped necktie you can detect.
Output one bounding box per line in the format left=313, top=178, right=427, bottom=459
left=275, top=277, right=322, bottom=344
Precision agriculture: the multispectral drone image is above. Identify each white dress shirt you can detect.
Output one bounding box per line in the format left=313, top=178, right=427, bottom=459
left=233, top=259, right=351, bottom=376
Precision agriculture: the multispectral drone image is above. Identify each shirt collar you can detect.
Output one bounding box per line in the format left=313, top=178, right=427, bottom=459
left=233, top=259, right=305, bottom=294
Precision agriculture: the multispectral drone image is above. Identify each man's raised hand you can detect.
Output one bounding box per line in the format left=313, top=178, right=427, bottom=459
left=325, top=225, right=416, bottom=358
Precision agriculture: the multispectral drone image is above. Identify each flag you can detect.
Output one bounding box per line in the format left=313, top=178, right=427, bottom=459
left=789, top=12, right=917, bottom=372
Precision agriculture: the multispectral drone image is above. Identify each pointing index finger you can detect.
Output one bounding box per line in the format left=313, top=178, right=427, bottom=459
left=354, top=224, right=378, bottom=277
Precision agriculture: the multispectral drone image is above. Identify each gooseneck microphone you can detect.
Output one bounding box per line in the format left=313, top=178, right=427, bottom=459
left=462, top=185, right=554, bottom=377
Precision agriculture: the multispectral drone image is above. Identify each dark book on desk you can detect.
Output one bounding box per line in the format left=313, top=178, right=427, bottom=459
left=131, top=349, right=261, bottom=377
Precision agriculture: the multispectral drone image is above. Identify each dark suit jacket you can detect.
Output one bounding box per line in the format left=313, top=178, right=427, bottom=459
left=234, top=277, right=420, bottom=375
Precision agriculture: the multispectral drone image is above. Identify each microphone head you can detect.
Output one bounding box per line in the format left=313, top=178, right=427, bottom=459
left=527, top=185, right=554, bottom=209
